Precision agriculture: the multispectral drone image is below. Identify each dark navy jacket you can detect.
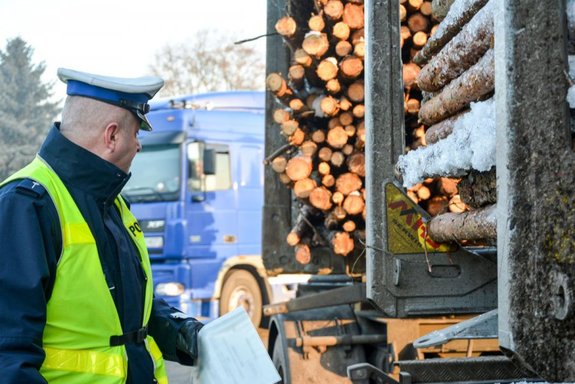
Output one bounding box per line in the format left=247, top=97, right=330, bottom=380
left=0, top=125, right=194, bottom=383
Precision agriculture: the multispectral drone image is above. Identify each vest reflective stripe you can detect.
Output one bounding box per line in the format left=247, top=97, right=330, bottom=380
left=148, top=337, right=168, bottom=384
left=42, top=347, right=125, bottom=377
left=1, top=156, right=167, bottom=382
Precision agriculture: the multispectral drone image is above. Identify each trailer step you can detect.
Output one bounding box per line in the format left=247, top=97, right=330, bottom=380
left=397, top=356, right=541, bottom=383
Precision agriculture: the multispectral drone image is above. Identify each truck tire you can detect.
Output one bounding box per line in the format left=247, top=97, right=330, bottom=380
left=220, top=269, right=263, bottom=327
left=272, top=336, right=287, bottom=383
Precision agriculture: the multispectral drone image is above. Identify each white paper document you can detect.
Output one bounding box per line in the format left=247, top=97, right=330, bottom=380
left=196, top=307, right=281, bottom=384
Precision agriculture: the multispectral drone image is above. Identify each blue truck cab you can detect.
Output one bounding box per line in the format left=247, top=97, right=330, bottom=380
left=123, top=90, right=299, bottom=326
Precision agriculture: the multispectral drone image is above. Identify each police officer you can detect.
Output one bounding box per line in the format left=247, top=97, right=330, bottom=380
left=0, top=68, right=203, bottom=383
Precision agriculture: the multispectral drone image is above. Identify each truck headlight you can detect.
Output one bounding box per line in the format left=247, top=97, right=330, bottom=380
left=140, top=219, right=165, bottom=232
left=145, top=236, right=164, bottom=248
left=155, top=282, right=185, bottom=296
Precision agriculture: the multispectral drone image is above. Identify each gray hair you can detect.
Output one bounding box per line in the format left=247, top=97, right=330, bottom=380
left=60, top=96, right=132, bottom=146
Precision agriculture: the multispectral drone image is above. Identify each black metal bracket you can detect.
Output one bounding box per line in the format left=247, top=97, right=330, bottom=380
left=347, top=363, right=400, bottom=384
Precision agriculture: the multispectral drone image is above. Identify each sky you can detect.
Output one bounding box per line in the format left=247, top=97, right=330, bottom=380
left=0, top=0, right=268, bottom=102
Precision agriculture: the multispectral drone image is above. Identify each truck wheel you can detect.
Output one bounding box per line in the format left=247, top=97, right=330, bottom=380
left=272, top=336, right=287, bottom=383
left=220, top=269, right=263, bottom=327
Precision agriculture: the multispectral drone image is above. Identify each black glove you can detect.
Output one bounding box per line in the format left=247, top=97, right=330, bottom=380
left=176, top=319, right=204, bottom=361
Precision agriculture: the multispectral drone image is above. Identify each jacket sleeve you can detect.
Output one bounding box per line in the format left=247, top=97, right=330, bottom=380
left=148, top=297, right=203, bottom=365
left=0, top=181, right=61, bottom=383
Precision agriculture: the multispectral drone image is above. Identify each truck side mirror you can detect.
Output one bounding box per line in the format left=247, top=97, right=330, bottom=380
left=203, top=149, right=216, bottom=175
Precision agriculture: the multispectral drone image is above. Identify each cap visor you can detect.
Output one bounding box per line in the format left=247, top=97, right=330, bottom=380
left=136, top=109, right=153, bottom=131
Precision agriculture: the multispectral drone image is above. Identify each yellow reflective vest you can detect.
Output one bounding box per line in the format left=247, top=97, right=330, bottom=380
left=2, top=156, right=168, bottom=383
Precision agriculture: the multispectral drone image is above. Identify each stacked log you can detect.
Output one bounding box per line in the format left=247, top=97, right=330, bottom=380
left=268, top=0, right=494, bottom=262
left=397, top=0, right=473, bottom=223
left=400, top=0, right=442, bottom=152
left=402, top=0, right=497, bottom=243
left=267, top=0, right=367, bottom=263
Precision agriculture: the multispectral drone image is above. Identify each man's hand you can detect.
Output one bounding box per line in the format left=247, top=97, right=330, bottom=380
left=176, top=319, right=204, bottom=361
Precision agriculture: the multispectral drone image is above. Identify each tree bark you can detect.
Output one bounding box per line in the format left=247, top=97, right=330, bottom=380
left=418, top=48, right=494, bottom=126
left=424, top=111, right=466, bottom=143
left=417, top=0, right=494, bottom=92
left=458, top=168, right=496, bottom=208
left=431, top=0, right=456, bottom=21
left=428, top=203, right=496, bottom=242
left=414, top=0, right=490, bottom=65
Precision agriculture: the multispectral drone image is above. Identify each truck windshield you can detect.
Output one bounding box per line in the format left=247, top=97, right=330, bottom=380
left=123, top=144, right=181, bottom=202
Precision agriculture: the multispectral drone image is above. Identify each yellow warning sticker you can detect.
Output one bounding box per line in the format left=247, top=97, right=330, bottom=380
left=385, top=183, right=455, bottom=254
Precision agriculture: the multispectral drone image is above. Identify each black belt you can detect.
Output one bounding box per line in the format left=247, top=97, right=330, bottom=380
left=110, top=326, right=148, bottom=346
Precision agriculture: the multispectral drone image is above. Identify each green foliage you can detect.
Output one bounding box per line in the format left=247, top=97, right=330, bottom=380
left=149, top=29, right=266, bottom=97
left=0, top=37, right=61, bottom=180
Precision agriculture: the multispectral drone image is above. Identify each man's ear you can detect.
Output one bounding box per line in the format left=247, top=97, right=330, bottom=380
left=103, top=122, right=120, bottom=152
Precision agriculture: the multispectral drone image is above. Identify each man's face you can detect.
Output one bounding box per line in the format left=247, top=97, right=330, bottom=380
left=113, top=112, right=142, bottom=173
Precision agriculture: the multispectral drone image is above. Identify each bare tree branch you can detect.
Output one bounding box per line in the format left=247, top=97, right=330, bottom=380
left=149, top=29, right=265, bottom=97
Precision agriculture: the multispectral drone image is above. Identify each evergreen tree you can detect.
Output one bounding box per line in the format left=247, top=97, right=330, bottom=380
left=0, top=37, right=61, bottom=179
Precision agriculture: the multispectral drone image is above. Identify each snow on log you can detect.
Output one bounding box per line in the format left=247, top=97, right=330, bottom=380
left=417, top=0, right=493, bottom=92
left=398, top=98, right=495, bottom=188
left=428, top=203, right=496, bottom=242
left=414, top=0, right=490, bottom=65
left=418, top=48, right=494, bottom=126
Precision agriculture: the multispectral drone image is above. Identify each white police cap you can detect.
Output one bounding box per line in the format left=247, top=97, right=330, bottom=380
left=57, top=67, right=164, bottom=131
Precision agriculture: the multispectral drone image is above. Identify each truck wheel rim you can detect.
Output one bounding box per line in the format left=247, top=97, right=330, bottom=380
left=229, top=287, right=255, bottom=317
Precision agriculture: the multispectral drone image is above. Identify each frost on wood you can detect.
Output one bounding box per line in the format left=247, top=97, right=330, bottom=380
left=417, top=0, right=494, bottom=92
left=418, top=48, right=494, bottom=125
left=414, top=0, right=490, bottom=65
left=397, top=98, right=495, bottom=188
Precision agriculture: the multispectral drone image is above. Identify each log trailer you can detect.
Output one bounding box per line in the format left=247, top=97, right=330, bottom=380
left=262, top=0, right=575, bottom=383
